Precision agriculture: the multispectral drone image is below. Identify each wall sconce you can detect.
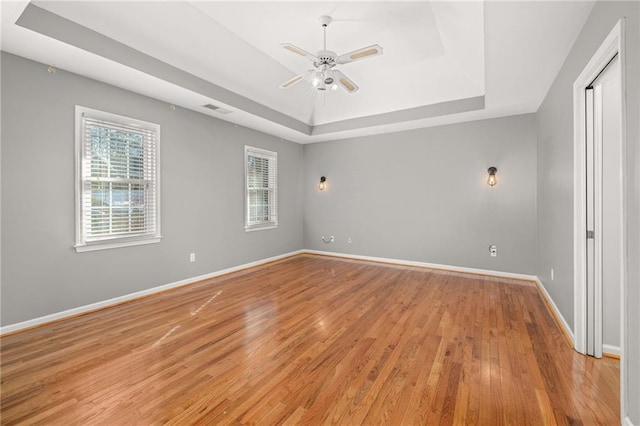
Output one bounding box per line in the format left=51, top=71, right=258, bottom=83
left=487, top=167, right=498, bottom=186
left=319, top=176, right=327, bottom=191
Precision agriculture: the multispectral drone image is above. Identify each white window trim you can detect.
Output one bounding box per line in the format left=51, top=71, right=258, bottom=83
left=74, top=106, right=162, bottom=252
left=244, top=145, right=278, bottom=232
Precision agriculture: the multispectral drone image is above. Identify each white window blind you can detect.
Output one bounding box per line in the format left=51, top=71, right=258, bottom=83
left=245, top=146, right=277, bottom=231
left=75, top=106, right=161, bottom=252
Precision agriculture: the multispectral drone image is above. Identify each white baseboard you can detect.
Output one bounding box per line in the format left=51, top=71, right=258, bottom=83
left=603, top=344, right=621, bottom=357
left=304, top=249, right=538, bottom=282
left=534, top=278, right=575, bottom=344
left=0, top=249, right=580, bottom=347
left=624, top=416, right=635, bottom=426
left=531, top=279, right=620, bottom=357
left=0, top=250, right=304, bottom=336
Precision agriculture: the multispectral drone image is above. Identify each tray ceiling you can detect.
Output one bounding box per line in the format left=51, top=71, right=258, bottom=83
left=0, top=1, right=595, bottom=143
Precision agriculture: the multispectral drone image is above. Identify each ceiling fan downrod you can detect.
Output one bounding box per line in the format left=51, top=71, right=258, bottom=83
left=320, top=15, right=331, bottom=51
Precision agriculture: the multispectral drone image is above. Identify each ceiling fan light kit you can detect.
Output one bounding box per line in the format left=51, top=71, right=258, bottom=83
left=279, top=15, right=383, bottom=94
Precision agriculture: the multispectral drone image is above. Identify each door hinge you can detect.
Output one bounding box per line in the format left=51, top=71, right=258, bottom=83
left=587, top=230, right=595, bottom=239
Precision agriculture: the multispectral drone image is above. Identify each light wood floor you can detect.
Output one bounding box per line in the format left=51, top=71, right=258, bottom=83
left=1, top=254, right=619, bottom=425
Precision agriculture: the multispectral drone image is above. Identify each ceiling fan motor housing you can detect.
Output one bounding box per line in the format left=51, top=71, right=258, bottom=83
left=315, top=50, right=337, bottom=67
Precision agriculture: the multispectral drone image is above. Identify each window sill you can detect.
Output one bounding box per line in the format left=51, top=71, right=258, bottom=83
left=75, top=236, right=162, bottom=253
left=245, top=224, right=278, bottom=232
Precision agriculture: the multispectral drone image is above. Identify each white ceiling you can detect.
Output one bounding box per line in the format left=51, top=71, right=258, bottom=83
left=1, top=1, right=595, bottom=144
left=192, top=1, right=485, bottom=125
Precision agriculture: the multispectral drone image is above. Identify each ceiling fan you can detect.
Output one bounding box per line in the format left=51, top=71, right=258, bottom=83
left=279, top=15, right=383, bottom=94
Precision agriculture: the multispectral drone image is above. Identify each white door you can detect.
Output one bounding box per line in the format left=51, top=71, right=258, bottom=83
left=584, top=54, right=622, bottom=358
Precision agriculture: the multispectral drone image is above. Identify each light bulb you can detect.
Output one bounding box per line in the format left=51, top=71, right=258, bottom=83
left=487, top=167, right=498, bottom=186
left=312, top=71, right=325, bottom=88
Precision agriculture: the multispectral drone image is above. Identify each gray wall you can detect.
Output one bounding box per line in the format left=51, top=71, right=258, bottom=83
left=536, top=1, right=639, bottom=421
left=303, top=114, right=538, bottom=275
left=0, top=52, right=304, bottom=326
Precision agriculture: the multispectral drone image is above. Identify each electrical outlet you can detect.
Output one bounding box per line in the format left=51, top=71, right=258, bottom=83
left=347, top=237, right=352, bottom=244
left=190, top=253, right=196, bottom=262
left=489, top=244, right=497, bottom=257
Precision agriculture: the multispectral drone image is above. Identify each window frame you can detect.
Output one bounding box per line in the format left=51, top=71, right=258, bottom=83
left=244, top=145, right=278, bottom=232
left=74, top=105, right=162, bottom=252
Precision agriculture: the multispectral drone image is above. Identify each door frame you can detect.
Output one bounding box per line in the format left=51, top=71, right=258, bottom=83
left=572, top=18, right=626, bottom=417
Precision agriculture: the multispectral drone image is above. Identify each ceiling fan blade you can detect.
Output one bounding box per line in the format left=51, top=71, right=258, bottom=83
left=281, top=43, right=318, bottom=62
left=333, top=70, right=359, bottom=93
left=336, top=44, right=383, bottom=65
left=280, top=70, right=316, bottom=89
left=279, top=74, right=306, bottom=89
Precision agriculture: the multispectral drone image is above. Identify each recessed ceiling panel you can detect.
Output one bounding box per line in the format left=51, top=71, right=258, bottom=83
left=193, top=1, right=485, bottom=125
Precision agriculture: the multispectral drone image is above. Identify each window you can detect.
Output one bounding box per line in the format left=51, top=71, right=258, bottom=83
left=75, top=106, right=161, bottom=252
left=245, top=146, right=277, bottom=231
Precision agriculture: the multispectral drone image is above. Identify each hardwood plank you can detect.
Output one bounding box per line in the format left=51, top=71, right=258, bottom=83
left=0, top=254, right=619, bottom=425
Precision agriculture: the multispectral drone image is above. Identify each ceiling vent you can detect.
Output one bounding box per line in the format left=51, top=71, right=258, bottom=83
left=203, top=104, right=232, bottom=114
